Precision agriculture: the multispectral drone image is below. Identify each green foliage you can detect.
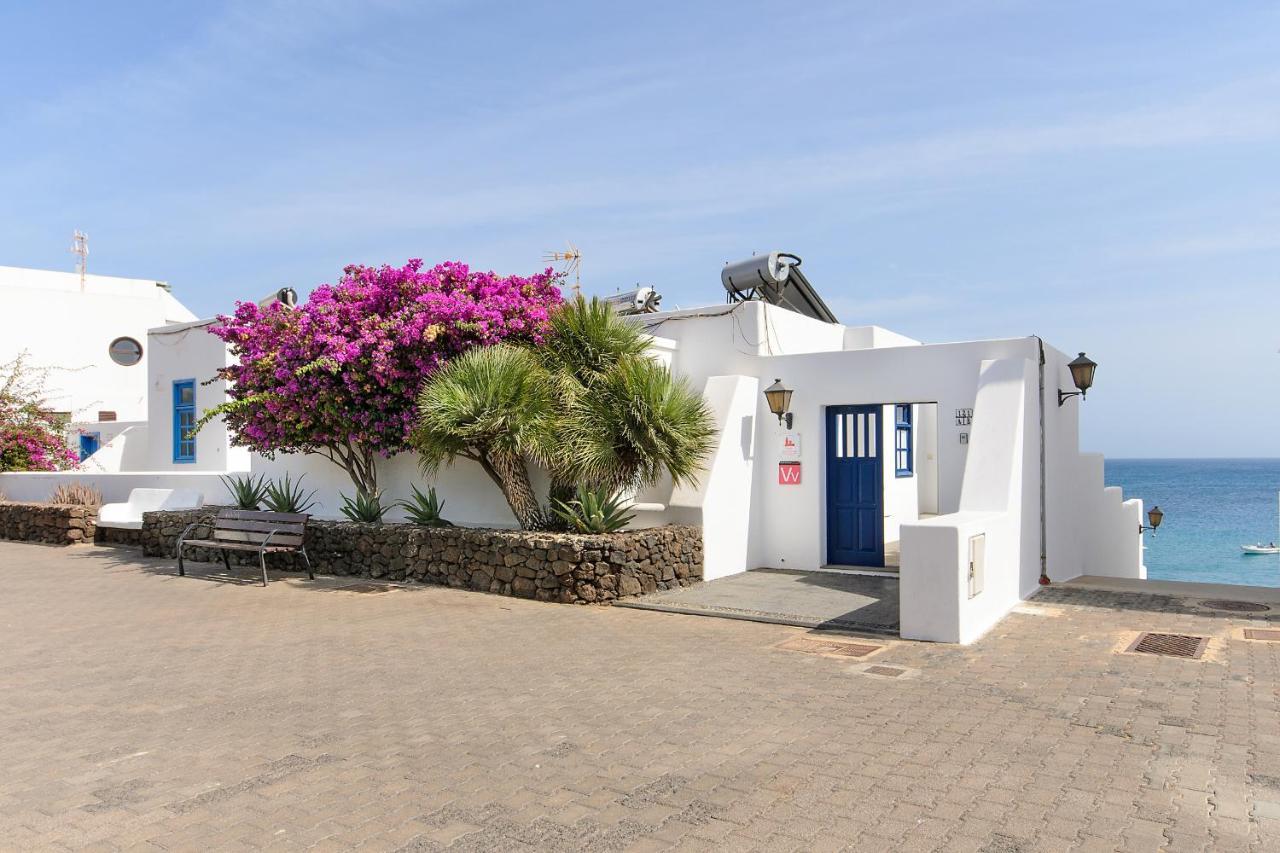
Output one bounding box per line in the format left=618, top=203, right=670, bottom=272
left=412, top=298, right=716, bottom=531
left=49, top=482, right=103, bottom=506
left=412, top=344, right=556, bottom=530
left=262, top=472, right=318, bottom=514
left=551, top=486, right=635, bottom=534
left=339, top=490, right=388, bottom=523
left=397, top=484, right=451, bottom=527
left=413, top=344, right=558, bottom=470
left=560, top=355, right=716, bottom=491
left=533, top=295, right=649, bottom=387
left=220, top=473, right=269, bottom=510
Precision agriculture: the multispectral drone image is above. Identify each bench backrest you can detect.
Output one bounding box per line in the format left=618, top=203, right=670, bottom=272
left=127, top=488, right=204, bottom=513
left=212, top=509, right=308, bottom=548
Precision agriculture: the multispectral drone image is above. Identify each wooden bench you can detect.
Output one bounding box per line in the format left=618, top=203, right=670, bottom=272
left=177, top=509, right=312, bottom=587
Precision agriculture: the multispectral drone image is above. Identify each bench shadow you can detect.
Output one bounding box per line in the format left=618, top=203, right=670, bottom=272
left=55, top=545, right=416, bottom=593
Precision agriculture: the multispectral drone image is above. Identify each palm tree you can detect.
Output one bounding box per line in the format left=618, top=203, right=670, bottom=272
left=560, top=355, right=715, bottom=492
left=534, top=295, right=650, bottom=387
left=412, top=344, right=556, bottom=530
left=532, top=296, right=709, bottom=506
left=412, top=298, right=717, bottom=530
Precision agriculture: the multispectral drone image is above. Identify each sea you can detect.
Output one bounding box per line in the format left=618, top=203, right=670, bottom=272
left=1105, top=458, right=1280, bottom=588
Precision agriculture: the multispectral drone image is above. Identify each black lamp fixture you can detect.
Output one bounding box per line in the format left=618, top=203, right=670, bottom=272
left=1139, top=505, right=1164, bottom=535
left=1058, top=352, right=1097, bottom=406
left=763, top=378, right=794, bottom=429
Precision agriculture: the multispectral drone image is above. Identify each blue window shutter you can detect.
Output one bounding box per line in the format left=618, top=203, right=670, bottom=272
left=173, top=380, right=197, bottom=463
left=894, top=404, right=913, bottom=477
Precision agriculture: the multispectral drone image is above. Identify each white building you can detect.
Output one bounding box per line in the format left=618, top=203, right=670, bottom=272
left=0, top=265, right=198, bottom=461
left=0, top=254, right=1147, bottom=644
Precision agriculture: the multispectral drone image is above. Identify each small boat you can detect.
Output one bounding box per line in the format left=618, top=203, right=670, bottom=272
left=1242, top=492, right=1280, bottom=554
left=1242, top=544, right=1280, bottom=555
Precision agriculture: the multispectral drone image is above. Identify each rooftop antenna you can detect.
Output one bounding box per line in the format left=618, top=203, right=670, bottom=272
left=543, top=241, right=582, bottom=296
left=70, top=230, right=89, bottom=291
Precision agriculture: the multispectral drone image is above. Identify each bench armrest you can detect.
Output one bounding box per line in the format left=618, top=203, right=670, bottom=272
left=258, top=528, right=284, bottom=551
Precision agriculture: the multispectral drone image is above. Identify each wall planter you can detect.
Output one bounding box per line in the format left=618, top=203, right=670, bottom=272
left=139, top=509, right=702, bottom=604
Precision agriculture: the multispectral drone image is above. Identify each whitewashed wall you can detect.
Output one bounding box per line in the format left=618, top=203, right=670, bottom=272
left=0, top=266, right=195, bottom=422
left=900, top=358, right=1034, bottom=643
left=881, top=403, right=921, bottom=547
left=144, top=321, right=252, bottom=473
left=72, top=422, right=148, bottom=472
left=0, top=471, right=241, bottom=505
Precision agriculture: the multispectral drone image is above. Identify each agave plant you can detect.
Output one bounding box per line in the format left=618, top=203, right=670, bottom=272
left=551, top=486, right=635, bottom=534
left=397, top=484, right=451, bottom=527
left=339, top=490, right=388, bottom=523
left=262, top=472, right=318, bottom=514
left=220, top=473, right=269, bottom=510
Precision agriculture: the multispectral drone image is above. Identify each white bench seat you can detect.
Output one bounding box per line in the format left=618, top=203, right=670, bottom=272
left=97, top=488, right=204, bottom=530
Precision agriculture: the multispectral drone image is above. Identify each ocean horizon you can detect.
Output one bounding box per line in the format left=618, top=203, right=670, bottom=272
left=1105, top=457, right=1280, bottom=588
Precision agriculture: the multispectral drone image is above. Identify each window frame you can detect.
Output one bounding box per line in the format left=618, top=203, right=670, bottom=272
left=172, top=379, right=197, bottom=464
left=894, top=403, right=913, bottom=478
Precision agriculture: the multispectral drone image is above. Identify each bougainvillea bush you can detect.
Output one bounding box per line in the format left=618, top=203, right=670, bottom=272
left=0, top=353, right=79, bottom=473
left=206, top=260, right=561, bottom=497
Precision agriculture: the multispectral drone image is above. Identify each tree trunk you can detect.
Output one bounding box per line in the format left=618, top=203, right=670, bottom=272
left=321, top=442, right=379, bottom=499
left=487, top=450, right=547, bottom=530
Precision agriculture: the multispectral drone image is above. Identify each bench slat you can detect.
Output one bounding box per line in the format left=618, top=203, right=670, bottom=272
left=182, top=539, right=301, bottom=553
left=215, top=518, right=307, bottom=535
left=211, top=530, right=305, bottom=547
left=216, top=509, right=309, bottom=524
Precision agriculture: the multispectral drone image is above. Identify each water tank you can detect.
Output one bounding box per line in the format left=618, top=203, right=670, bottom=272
left=601, top=286, right=662, bottom=314
left=721, top=252, right=796, bottom=297
left=257, top=287, right=298, bottom=310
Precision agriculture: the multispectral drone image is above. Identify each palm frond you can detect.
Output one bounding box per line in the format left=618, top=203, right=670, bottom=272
left=534, top=295, right=649, bottom=387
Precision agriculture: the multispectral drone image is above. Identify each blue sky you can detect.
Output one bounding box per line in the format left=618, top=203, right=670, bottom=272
left=2, top=1, right=1277, bottom=458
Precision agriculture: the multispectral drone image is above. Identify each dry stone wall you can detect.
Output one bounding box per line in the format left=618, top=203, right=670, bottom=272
left=140, top=509, right=701, bottom=604
left=0, top=502, right=96, bottom=545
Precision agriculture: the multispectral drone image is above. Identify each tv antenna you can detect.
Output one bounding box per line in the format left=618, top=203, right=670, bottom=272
left=543, top=242, right=582, bottom=296
left=70, top=230, right=89, bottom=290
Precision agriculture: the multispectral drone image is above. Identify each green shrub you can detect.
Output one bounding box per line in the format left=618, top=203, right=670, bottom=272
left=397, top=484, right=451, bottom=527
left=262, top=472, right=318, bottom=514
left=551, top=486, right=635, bottom=534
left=339, top=491, right=387, bottom=523
left=220, top=473, right=269, bottom=510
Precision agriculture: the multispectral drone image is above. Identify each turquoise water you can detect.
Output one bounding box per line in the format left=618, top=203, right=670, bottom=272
left=1105, top=458, right=1280, bottom=587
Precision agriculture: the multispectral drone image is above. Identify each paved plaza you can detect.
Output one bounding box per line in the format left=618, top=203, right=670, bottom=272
left=2, top=541, right=1279, bottom=851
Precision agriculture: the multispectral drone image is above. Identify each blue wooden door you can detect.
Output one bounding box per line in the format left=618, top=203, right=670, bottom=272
left=826, top=405, right=884, bottom=566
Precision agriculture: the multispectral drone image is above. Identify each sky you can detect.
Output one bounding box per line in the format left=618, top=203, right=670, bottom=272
left=1, top=0, right=1277, bottom=458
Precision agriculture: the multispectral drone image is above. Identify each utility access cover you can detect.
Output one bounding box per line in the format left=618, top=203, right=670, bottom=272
left=1125, top=632, right=1209, bottom=660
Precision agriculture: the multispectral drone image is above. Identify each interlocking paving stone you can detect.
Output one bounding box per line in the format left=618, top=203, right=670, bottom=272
left=1, top=542, right=1279, bottom=851
left=618, top=567, right=901, bottom=632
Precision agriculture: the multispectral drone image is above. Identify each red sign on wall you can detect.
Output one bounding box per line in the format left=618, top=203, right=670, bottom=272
left=778, top=461, right=801, bottom=485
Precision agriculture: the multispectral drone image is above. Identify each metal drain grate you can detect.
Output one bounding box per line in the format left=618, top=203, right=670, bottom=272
left=1244, top=629, right=1280, bottom=641
left=1126, top=632, right=1209, bottom=659
left=865, top=665, right=905, bottom=677
left=1199, top=599, right=1271, bottom=613
left=777, top=636, right=881, bottom=657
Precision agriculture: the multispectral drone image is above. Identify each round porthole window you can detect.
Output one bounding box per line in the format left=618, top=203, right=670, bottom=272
left=108, top=337, right=143, bottom=366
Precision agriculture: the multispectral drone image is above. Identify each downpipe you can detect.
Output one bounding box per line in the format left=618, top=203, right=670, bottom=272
left=1034, top=336, right=1049, bottom=585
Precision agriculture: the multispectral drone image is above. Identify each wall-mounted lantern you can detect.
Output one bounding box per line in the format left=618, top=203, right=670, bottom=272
left=1138, top=505, right=1164, bottom=535
left=1058, top=352, right=1097, bottom=406
left=763, top=378, right=794, bottom=429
